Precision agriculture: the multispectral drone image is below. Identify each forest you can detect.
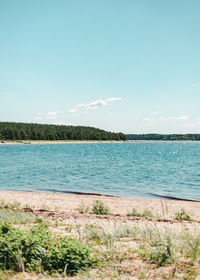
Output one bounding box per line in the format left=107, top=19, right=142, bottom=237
left=0, top=122, right=126, bottom=141
left=126, top=134, right=200, bottom=141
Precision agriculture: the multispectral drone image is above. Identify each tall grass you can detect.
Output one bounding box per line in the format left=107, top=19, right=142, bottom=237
left=0, top=208, right=35, bottom=224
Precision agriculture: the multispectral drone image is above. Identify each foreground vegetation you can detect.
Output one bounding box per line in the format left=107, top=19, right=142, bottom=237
left=0, top=198, right=199, bottom=279
left=0, top=122, right=126, bottom=141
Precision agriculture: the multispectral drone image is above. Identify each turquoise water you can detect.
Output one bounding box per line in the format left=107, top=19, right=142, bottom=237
left=0, top=142, right=200, bottom=200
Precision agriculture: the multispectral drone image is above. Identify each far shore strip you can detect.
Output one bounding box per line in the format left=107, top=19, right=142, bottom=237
left=0, top=140, right=128, bottom=145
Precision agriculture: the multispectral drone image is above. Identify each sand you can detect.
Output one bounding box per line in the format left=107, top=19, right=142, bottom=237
left=0, top=190, right=200, bottom=226
left=1, top=190, right=200, bottom=280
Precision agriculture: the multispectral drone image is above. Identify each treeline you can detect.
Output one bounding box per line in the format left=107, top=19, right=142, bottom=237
left=0, top=122, right=126, bottom=141
left=126, top=134, right=200, bottom=141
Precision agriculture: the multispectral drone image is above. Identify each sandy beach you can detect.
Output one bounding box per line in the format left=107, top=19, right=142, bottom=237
left=1, top=190, right=200, bottom=237
left=0, top=191, right=200, bottom=279
left=0, top=140, right=128, bottom=146
left=0, top=190, right=199, bottom=219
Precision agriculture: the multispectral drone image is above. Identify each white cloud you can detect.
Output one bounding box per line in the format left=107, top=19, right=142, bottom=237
left=143, top=118, right=151, bottom=122
left=69, top=97, right=122, bottom=114
left=176, top=116, right=189, bottom=120
left=86, top=99, right=106, bottom=109
left=106, top=97, right=122, bottom=102
left=68, top=109, right=77, bottom=113
left=46, top=111, right=61, bottom=119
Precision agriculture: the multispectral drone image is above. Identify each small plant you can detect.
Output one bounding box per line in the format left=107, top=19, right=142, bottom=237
left=65, top=224, right=72, bottom=233
left=40, top=203, right=50, bottom=211
left=84, top=224, right=113, bottom=246
left=0, top=200, right=21, bottom=210
left=149, top=237, right=173, bottom=267
left=77, top=201, right=89, bottom=214
left=91, top=200, right=110, bottom=215
left=138, top=237, right=173, bottom=267
left=127, top=208, right=154, bottom=218
left=35, top=217, right=44, bottom=224
left=174, top=209, right=192, bottom=221
left=0, top=208, right=35, bottom=224
left=143, top=209, right=154, bottom=218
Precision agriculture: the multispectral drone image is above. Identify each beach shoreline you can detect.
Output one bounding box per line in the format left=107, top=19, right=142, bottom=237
left=0, top=140, right=128, bottom=146
left=1, top=190, right=200, bottom=279
left=0, top=190, right=199, bottom=220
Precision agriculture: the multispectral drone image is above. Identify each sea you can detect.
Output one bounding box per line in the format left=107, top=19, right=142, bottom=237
left=0, top=142, right=200, bottom=201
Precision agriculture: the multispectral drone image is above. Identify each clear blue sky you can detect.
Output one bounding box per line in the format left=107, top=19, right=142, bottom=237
left=0, top=0, right=200, bottom=134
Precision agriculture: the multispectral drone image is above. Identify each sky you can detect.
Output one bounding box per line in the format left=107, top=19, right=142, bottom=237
left=0, top=0, right=200, bottom=134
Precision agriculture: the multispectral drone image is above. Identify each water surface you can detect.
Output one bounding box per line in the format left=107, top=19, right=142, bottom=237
left=0, top=142, right=199, bottom=200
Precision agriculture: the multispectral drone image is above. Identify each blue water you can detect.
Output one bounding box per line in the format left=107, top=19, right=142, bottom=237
left=0, top=142, right=200, bottom=200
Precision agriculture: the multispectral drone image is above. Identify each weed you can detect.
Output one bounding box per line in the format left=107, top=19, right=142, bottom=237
left=77, top=201, right=90, bottom=214
left=84, top=224, right=113, bottom=246
left=35, top=217, right=44, bottom=224
left=113, top=225, right=139, bottom=239
left=65, top=224, right=72, bottom=233
left=40, top=203, right=50, bottom=211
left=91, top=200, right=110, bottom=215
left=127, top=208, right=154, bottom=218
left=0, top=208, right=35, bottom=224
left=149, top=237, right=173, bottom=267
left=0, top=200, right=21, bottom=210
left=138, top=236, right=173, bottom=267
left=174, top=209, right=192, bottom=221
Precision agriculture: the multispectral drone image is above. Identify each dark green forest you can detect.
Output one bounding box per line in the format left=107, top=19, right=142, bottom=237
left=126, top=134, right=200, bottom=141
left=0, top=122, right=126, bottom=141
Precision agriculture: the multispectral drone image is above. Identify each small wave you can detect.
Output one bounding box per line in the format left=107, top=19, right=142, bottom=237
left=37, top=188, right=116, bottom=197
left=148, top=192, right=200, bottom=202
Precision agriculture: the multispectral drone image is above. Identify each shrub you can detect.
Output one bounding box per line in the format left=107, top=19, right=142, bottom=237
left=127, top=208, right=154, bottom=218
left=174, top=209, right=192, bottom=221
left=0, top=223, right=94, bottom=275
left=77, top=201, right=89, bottom=214
left=91, top=200, right=110, bottom=215
left=139, top=237, right=173, bottom=267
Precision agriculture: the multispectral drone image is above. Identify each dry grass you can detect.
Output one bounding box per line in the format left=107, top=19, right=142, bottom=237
left=0, top=192, right=200, bottom=279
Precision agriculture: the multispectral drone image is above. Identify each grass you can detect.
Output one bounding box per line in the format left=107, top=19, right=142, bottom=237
left=91, top=200, right=110, bottom=215
left=76, top=201, right=90, bottom=214
left=0, top=199, right=21, bottom=210
left=127, top=208, right=155, bottom=218
left=0, top=208, right=35, bottom=224
left=174, top=208, right=192, bottom=221
left=0, top=197, right=199, bottom=280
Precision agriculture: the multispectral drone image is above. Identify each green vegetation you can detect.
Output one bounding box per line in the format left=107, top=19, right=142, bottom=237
left=0, top=208, right=35, bottom=224
left=0, top=121, right=126, bottom=141
left=77, top=200, right=110, bottom=215
left=127, top=208, right=154, bottom=218
left=174, top=208, right=192, bottom=221
left=76, top=201, right=90, bottom=214
left=126, top=133, right=200, bottom=141
left=0, top=198, right=199, bottom=279
left=0, top=223, right=94, bottom=274
left=91, top=200, right=110, bottom=215
left=139, top=236, right=173, bottom=267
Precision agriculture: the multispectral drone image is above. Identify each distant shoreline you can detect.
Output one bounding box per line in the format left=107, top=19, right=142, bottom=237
left=0, top=140, right=127, bottom=145
left=1, top=139, right=200, bottom=146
